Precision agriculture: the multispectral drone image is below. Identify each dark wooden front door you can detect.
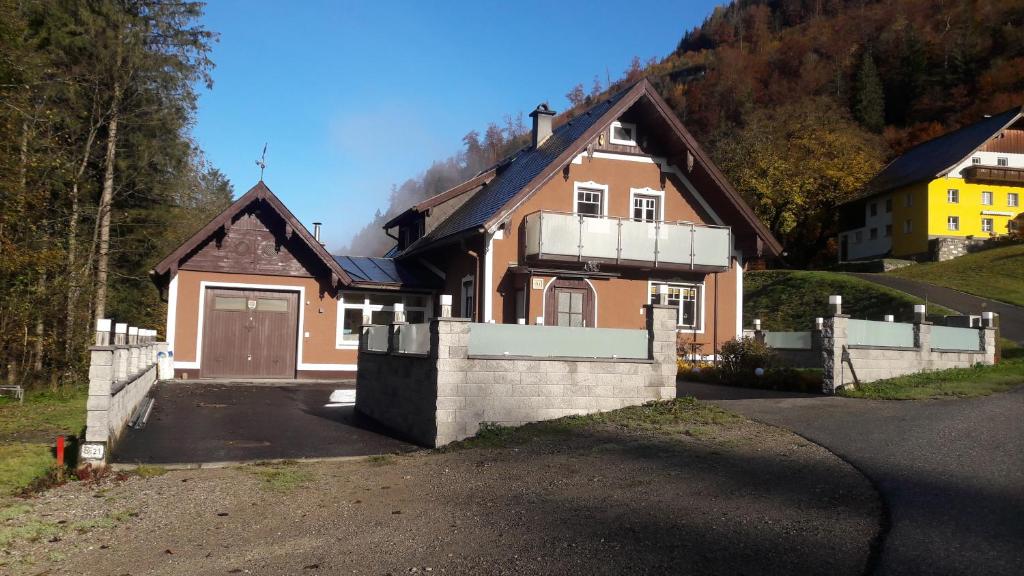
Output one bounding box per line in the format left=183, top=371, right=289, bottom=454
left=544, top=278, right=596, bottom=327
left=201, top=288, right=299, bottom=379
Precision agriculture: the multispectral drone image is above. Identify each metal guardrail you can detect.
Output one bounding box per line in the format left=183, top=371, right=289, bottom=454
left=524, top=210, right=731, bottom=269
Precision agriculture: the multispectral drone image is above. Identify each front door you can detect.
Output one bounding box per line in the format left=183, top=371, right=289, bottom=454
left=201, top=288, right=299, bottom=378
left=544, top=278, right=595, bottom=327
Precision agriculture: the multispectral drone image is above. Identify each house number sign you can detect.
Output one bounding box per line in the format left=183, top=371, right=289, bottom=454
left=80, top=442, right=105, bottom=461
left=531, top=278, right=545, bottom=290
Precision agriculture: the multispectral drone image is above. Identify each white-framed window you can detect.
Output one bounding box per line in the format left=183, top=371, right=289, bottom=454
left=461, top=274, right=475, bottom=320
left=573, top=181, right=608, bottom=217
left=981, top=218, right=994, bottom=233
left=869, top=203, right=878, bottom=217
left=336, top=292, right=430, bottom=347
left=885, top=198, right=893, bottom=213
left=885, top=224, right=893, bottom=237
left=997, top=157, right=1008, bottom=167
left=947, top=216, right=959, bottom=231
left=903, top=219, right=913, bottom=234
left=1009, top=193, right=1019, bottom=207
left=629, top=187, right=664, bottom=222
left=609, top=121, right=637, bottom=146
left=870, top=227, right=878, bottom=240
left=854, top=230, right=863, bottom=244
left=981, top=191, right=993, bottom=205
left=648, top=282, right=703, bottom=331
left=905, top=193, right=914, bottom=207
left=972, top=157, right=981, bottom=165
left=947, top=189, right=959, bottom=203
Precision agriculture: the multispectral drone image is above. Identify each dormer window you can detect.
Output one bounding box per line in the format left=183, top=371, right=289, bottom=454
left=609, top=121, right=637, bottom=146
left=398, top=217, right=425, bottom=249
left=972, top=157, right=981, bottom=165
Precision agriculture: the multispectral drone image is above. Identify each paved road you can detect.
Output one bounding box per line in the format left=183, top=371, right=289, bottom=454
left=681, top=381, right=1024, bottom=576
left=115, top=381, right=416, bottom=464
left=848, top=273, right=1024, bottom=344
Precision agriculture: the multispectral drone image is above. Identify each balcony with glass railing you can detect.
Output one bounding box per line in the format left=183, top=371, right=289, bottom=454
left=523, top=211, right=732, bottom=271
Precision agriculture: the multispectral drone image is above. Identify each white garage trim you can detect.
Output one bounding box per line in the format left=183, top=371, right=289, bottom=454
left=176, top=280, right=309, bottom=372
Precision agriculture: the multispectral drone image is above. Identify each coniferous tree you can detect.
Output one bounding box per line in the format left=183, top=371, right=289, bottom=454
left=854, top=50, right=885, bottom=133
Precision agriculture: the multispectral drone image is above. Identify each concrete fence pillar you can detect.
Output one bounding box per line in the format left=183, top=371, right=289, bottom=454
left=828, top=295, right=842, bottom=316
left=431, top=316, right=470, bottom=362
left=389, top=321, right=407, bottom=354
left=752, top=318, right=765, bottom=344
left=913, top=304, right=928, bottom=325
left=113, top=346, right=128, bottom=382
left=982, top=312, right=999, bottom=363
left=821, top=313, right=849, bottom=394
left=884, top=315, right=895, bottom=323
left=85, top=346, right=115, bottom=446
left=95, top=318, right=112, bottom=346
left=913, top=305, right=932, bottom=368
left=439, top=294, right=453, bottom=319
left=114, top=323, right=127, bottom=345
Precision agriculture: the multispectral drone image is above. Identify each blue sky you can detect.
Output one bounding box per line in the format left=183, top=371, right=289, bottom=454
left=193, top=0, right=720, bottom=252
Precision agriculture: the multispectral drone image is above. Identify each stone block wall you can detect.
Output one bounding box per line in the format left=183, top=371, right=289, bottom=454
left=355, top=305, right=678, bottom=448
left=822, top=315, right=995, bottom=393
left=83, top=338, right=166, bottom=466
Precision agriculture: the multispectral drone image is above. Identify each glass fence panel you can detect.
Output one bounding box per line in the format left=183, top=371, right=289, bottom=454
left=692, top=226, right=731, bottom=267
left=619, top=219, right=657, bottom=261
left=397, top=323, right=431, bottom=354
left=931, top=325, right=981, bottom=351
left=468, top=323, right=648, bottom=359
left=579, top=216, right=618, bottom=259
left=539, top=212, right=580, bottom=257
left=764, top=331, right=813, bottom=350
left=847, top=319, right=915, bottom=347
left=525, top=213, right=541, bottom=256
left=659, top=222, right=692, bottom=265
left=364, top=325, right=390, bottom=352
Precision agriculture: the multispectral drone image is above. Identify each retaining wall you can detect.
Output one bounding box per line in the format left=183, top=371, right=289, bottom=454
left=83, top=338, right=166, bottom=465
left=356, top=305, right=678, bottom=447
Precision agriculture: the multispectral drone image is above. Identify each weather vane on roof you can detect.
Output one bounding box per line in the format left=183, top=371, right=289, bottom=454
left=255, top=143, right=268, bottom=180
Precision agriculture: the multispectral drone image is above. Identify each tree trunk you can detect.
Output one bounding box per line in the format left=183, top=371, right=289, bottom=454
left=65, top=122, right=99, bottom=361
left=33, top=272, right=45, bottom=372
left=94, top=81, right=120, bottom=323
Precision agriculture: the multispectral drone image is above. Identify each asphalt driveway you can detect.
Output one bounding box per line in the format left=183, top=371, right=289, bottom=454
left=681, top=380, right=1024, bottom=576
left=113, top=381, right=417, bottom=465
left=848, top=273, right=1024, bottom=344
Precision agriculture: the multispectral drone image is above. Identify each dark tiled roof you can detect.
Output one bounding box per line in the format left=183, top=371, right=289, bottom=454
left=332, top=255, right=440, bottom=289
left=854, top=106, right=1023, bottom=201
left=399, top=87, right=634, bottom=254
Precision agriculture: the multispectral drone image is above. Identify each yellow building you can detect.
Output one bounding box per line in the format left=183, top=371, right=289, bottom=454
left=838, top=106, right=1023, bottom=261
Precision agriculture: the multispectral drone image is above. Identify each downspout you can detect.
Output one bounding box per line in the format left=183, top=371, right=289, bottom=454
left=713, top=271, right=719, bottom=366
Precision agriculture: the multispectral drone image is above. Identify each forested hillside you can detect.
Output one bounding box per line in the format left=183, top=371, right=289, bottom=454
left=348, top=0, right=1024, bottom=264
left=0, top=0, right=231, bottom=389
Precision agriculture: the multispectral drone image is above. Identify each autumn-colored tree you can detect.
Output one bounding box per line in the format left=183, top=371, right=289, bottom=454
left=713, top=97, right=886, bottom=264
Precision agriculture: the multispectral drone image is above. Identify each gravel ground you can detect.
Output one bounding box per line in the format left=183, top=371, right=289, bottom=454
left=1, top=407, right=880, bottom=575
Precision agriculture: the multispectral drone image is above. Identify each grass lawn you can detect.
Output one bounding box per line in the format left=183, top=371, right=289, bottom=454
left=0, top=388, right=86, bottom=496
left=889, top=243, right=1024, bottom=307
left=838, top=340, right=1024, bottom=400
left=452, top=396, right=742, bottom=449
left=745, top=270, right=953, bottom=331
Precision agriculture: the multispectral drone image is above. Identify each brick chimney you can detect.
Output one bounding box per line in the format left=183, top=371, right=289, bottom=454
left=529, top=103, right=556, bottom=148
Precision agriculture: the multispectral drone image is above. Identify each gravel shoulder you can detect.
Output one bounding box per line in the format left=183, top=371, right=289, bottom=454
left=2, top=401, right=881, bottom=576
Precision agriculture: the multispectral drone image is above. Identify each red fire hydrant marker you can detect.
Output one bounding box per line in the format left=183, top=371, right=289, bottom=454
left=56, top=435, right=65, bottom=469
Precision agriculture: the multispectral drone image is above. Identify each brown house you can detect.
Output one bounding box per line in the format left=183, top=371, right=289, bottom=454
left=152, top=79, right=780, bottom=379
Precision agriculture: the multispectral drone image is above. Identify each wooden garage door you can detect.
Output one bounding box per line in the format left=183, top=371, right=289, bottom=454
left=201, top=288, right=299, bottom=379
